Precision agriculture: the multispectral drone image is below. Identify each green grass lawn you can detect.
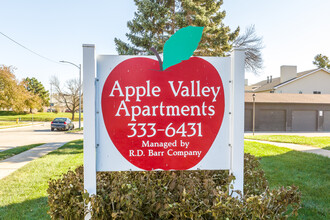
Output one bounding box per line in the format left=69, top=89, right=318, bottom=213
left=0, top=143, right=44, bottom=161
left=0, top=121, right=25, bottom=126
left=245, top=135, right=330, bottom=150
left=0, top=121, right=33, bottom=128
left=245, top=141, right=330, bottom=219
left=65, top=127, right=84, bottom=133
left=0, top=111, right=83, bottom=122
left=0, top=140, right=83, bottom=220
left=0, top=139, right=328, bottom=219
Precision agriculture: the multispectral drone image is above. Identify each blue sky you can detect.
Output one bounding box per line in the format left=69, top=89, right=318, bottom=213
left=1, top=0, right=330, bottom=90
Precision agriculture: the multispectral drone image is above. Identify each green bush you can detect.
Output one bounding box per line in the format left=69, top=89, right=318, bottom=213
left=47, top=153, right=300, bottom=219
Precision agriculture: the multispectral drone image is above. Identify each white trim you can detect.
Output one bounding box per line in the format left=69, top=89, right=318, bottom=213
left=83, top=44, right=96, bottom=220
left=229, top=49, right=245, bottom=197
left=274, top=68, right=330, bottom=89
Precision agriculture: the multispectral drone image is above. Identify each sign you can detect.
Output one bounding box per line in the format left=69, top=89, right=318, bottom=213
left=100, top=56, right=226, bottom=170
left=83, top=27, right=245, bottom=202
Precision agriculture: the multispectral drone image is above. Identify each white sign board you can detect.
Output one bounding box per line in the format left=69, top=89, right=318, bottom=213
left=96, top=55, right=231, bottom=171
left=83, top=44, right=244, bottom=199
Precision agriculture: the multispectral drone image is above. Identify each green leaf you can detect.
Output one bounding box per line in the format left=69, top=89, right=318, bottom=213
left=163, top=26, right=204, bottom=70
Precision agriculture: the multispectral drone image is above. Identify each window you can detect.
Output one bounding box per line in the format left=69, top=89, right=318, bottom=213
left=53, top=118, right=66, bottom=123
left=313, top=91, right=321, bottom=94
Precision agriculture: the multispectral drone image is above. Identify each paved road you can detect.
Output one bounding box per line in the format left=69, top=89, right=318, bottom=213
left=0, top=122, right=83, bottom=152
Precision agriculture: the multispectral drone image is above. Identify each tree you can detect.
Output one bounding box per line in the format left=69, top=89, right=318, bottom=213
left=114, top=0, right=172, bottom=55
left=23, top=77, right=49, bottom=106
left=176, top=0, right=240, bottom=56
left=0, top=66, right=29, bottom=112
left=233, top=25, right=263, bottom=74
left=313, top=54, right=330, bottom=70
left=23, top=77, right=49, bottom=112
left=115, top=0, right=239, bottom=56
left=22, top=87, right=42, bottom=113
left=115, top=0, right=263, bottom=73
left=50, top=76, right=82, bottom=120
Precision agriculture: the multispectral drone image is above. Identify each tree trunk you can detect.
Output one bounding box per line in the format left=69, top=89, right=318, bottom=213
left=71, top=111, right=75, bottom=120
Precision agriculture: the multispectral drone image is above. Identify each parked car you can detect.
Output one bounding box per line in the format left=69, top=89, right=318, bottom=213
left=51, top=118, right=74, bottom=131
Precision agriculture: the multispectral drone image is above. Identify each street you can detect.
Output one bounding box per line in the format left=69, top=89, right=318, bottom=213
left=0, top=122, right=83, bottom=152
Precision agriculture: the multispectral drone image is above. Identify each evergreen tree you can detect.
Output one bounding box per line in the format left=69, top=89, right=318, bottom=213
left=115, top=0, right=172, bottom=55
left=115, top=0, right=263, bottom=72
left=115, top=0, right=239, bottom=56
left=23, top=77, right=50, bottom=107
left=313, top=54, right=330, bottom=70
left=177, top=0, right=239, bottom=56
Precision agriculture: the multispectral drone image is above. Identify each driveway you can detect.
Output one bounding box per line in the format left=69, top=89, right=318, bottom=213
left=0, top=122, right=83, bottom=152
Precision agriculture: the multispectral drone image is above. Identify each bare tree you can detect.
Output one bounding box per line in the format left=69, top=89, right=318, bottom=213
left=233, top=25, right=264, bottom=74
left=50, top=76, right=82, bottom=120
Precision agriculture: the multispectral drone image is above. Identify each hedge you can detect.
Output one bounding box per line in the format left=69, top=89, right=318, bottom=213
left=48, top=153, right=300, bottom=219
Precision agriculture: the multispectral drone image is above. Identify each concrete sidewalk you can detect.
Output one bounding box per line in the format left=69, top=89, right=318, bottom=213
left=0, top=142, right=68, bottom=179
left=245, top=139, right=330, bottom=158
left=245, top=132, right=330, bottom=137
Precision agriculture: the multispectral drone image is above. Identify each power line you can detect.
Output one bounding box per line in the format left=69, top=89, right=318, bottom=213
left=0, top=31, right=60, bottom=64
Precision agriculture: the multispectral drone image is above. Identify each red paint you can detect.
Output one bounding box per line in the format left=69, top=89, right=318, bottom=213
left=101, top=57, right=225, bottom=170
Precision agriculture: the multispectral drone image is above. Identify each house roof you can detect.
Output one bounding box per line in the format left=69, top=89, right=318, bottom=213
left=273, top=69, right=330, bottom=89
left=244, top=85, right=256, bottom=92
left=251, top=77, right=281, bottom=92
left=245, top=93, right=330, bottom=104
left=248, top=68, right=329, bottom=92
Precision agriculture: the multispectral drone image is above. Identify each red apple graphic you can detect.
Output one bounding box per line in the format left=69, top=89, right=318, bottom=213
left=101, top=26, right=225, bottom=170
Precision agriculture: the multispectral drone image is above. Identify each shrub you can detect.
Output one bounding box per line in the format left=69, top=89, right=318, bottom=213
left=47, top=166, right=84, bottom=219
left=244, top=153, right=268, bottom=195
left=48, top=153, right=300, bottom=219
